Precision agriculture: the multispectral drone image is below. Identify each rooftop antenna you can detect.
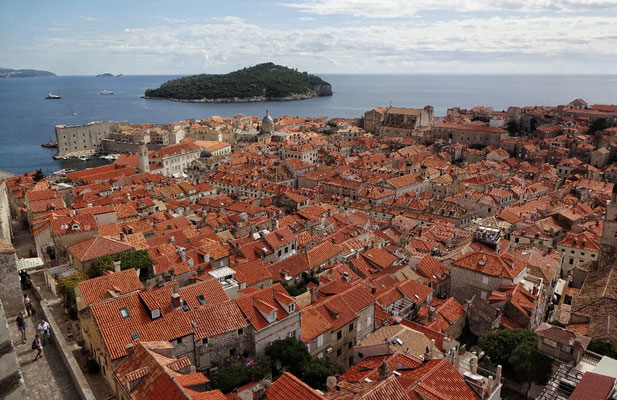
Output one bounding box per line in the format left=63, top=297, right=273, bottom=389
left=389, top=100, right=392, bottom=108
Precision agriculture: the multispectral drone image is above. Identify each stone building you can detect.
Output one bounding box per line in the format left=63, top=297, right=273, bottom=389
left=187, top=300, right=251, bottom=373
left=449, top=252, right=527, bottom=303
left=431, top=123, right=507, bottom=147
left=55, top=121, right=123, bottom=158
left=234, top=283, right=302, bottom=355
left=369, top=106, right=434, bottom=137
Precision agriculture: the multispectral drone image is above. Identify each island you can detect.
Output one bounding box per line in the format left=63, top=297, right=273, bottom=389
left=143, top=62, right=333, bottom=102
left=96, top=73, right=115, bottom=77
left=0, top=67, right=56, bottom=78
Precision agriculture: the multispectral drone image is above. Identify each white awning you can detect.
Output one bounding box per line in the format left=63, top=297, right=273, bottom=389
left=16, top=257, right=44, bottom=272
left=209, top=266, right=236, bottom=280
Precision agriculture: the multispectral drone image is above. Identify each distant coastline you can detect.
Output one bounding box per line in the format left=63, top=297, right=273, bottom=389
left=0, top=67, right=56, bottom=78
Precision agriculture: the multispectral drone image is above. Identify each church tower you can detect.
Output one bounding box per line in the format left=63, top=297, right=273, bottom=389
left=138, top=142, right=149, bottom=173
left=597, top=185, right=617, bottom=270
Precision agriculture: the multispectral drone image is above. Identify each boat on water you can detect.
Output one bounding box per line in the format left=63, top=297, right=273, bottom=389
left=99, top=153, right=120, bottom=160
left=45, top=93, right=61, bottom=99
left=78, top=155, right=91, bottom=161
left=41, top=137, right=58, bottom=148
left=100, top=90, right=114, bottom=95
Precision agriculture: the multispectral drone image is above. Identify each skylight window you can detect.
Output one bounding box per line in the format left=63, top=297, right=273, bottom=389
left=131, top=332, right=139, bottom=340
left=120, top=307, right=130, bottom=319
left=197, top=294, right=206, bottom=305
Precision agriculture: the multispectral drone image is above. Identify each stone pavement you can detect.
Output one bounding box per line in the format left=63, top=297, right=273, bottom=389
left=8, top=289, right=80, bottom=400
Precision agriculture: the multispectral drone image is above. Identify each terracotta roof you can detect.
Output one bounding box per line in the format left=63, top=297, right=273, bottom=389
left=179, top=279, right=229, bottom=309
left=77, top=269, right=142, bottom=306
left=452, top=251, right=526, bottom=280
left=267, top=372, right=327, bottom=400
left=570, top=372, right=616, bottom=400
left=68, top=236, right=135, bottom=262
left=234, top=284, right=296, bottom=331
left=90, top=287, right=195, bottom=360
left=187, top=300, right=247, bottom=340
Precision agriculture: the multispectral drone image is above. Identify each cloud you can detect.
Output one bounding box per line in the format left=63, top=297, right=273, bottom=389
left=282, top=0, right=617, bottom=18
left=79, top=16, right=98, bottom=22
left=36, top=15, right=617, bottom=74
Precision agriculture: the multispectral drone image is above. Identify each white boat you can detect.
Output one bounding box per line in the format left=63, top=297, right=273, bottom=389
left=100, top=90, right=114, bottom=95
left=45, top=93, right=61, bottom=99
left=78, top=155, right=91, bottom=161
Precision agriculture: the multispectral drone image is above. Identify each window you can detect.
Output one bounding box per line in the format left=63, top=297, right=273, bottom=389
left=202, top=338, right=208, bottom=345
left=349, top=323, right=354, bottom=332
left=288, top=303, right=295, bottom=313
left=177, top=337, right=183, bottom=344
left=130, top=332, right=139, bottom=340
left=288, top=330, right=297, bottom=338
left=229, top=348, right=236, bottom=356
left=337, top=330, right=342, bottom=340
left=197, top=295, right=206, bottom=305
left=238, top=328, right=244, bottom=335
left=317, top=334, right=324, bottom=348
left=348, top=341, right=353, bottom=349
left=336, top=348, right=342, bottom=357
left=544, top=339, right=557, bottom=348
left=120, top=307, right=130, bottom=319
left=482, top=276, right=489, bottom=285
left=480, top=291, right=487, bottom=300
left=367, top=316, right=372, bottom=327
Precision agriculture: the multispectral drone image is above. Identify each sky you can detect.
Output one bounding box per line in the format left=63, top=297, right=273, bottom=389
left=1, top=0, right=617, bottom=75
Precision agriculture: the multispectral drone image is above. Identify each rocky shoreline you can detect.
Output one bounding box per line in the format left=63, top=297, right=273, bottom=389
left=142, top=89, right=331, bottom=103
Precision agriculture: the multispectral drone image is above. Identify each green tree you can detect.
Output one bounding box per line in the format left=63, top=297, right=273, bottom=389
left=588, top=339, right=617, bottom=359
left=302, top=357, right=343, bottom=390
left=57, top=271, right=89, bottom=305
left=506, top=120, right=521, bottom=136
left=265, top=337, right=311, bottom=377
left=208, top=357, right=270, bottom=393
left=589, top=118, right=608, bottom=134
left=33, top=169, right=45, bottom=182
left=478, top=329, right=551, bottom=385
left=89, top=255, right=114, bottom=278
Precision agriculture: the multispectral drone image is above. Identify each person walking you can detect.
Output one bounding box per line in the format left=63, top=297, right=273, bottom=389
left=16, top=312, right=26, bottom=344
left=32, top=334, right=43, bottom=361
left=37, top=319, right=51, bottom=346
left=23, top=293, right=35, bottom=316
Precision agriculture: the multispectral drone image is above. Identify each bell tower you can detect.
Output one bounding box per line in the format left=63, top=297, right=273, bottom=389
left=597, top=185, right=617, bottom=270
left=138, top=142, right=149, bottom=173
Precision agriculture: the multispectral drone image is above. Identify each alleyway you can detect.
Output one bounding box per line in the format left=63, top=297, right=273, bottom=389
left=8, top=290, right=80, bottom=400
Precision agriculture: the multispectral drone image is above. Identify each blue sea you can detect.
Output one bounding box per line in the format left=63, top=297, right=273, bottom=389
left=1, top=74, right=616, bottom=175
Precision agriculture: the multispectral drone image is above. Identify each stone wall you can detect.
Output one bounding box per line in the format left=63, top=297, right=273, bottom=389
left=0, top=240, right=23, bottom=317
left=195, top=328, right=252, bottom=371
left=0, top=181, right=12, bottom=243
left=0, top=301, right=29, bottom=400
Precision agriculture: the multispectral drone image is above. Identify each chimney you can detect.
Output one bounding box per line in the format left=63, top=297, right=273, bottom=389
left=113, top=260, right=122, bottom=273
left=326, top=376, right=337, bottom=392
left=125, top=343, right=134, bottom=356
left=119, top=232, right=126, bottom=241
left=171, top=293, right=181, bottom=309
left=429, top=339, right=435, bottom=358
left=470, top=356, right=478, bottom=375
left=371, top=285, right=376, bottom=294
left=310, top=286, right=318, bottom=304
left=496, top=364, right=502, bottom=383
left=169, top=236, right=175, bottom=244
left=179, top=249, right=187, bottom=262
left=274, top=219, right=279, bottom=229
left=454, top=352, right=460, bottom=370
left=428, top=307, right=436, bottom=322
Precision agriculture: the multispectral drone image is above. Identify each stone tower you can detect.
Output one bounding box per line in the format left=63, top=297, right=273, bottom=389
left=597, top=185, right=617, bottom=270
left=138, top=142, right=149, bottom=173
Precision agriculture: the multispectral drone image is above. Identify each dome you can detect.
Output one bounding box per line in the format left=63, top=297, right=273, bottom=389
left=262, top=111, right=273, bottom=125
left=200, top=150, right=212, bottom=158
left=261, top=110, right=274, bottom=134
